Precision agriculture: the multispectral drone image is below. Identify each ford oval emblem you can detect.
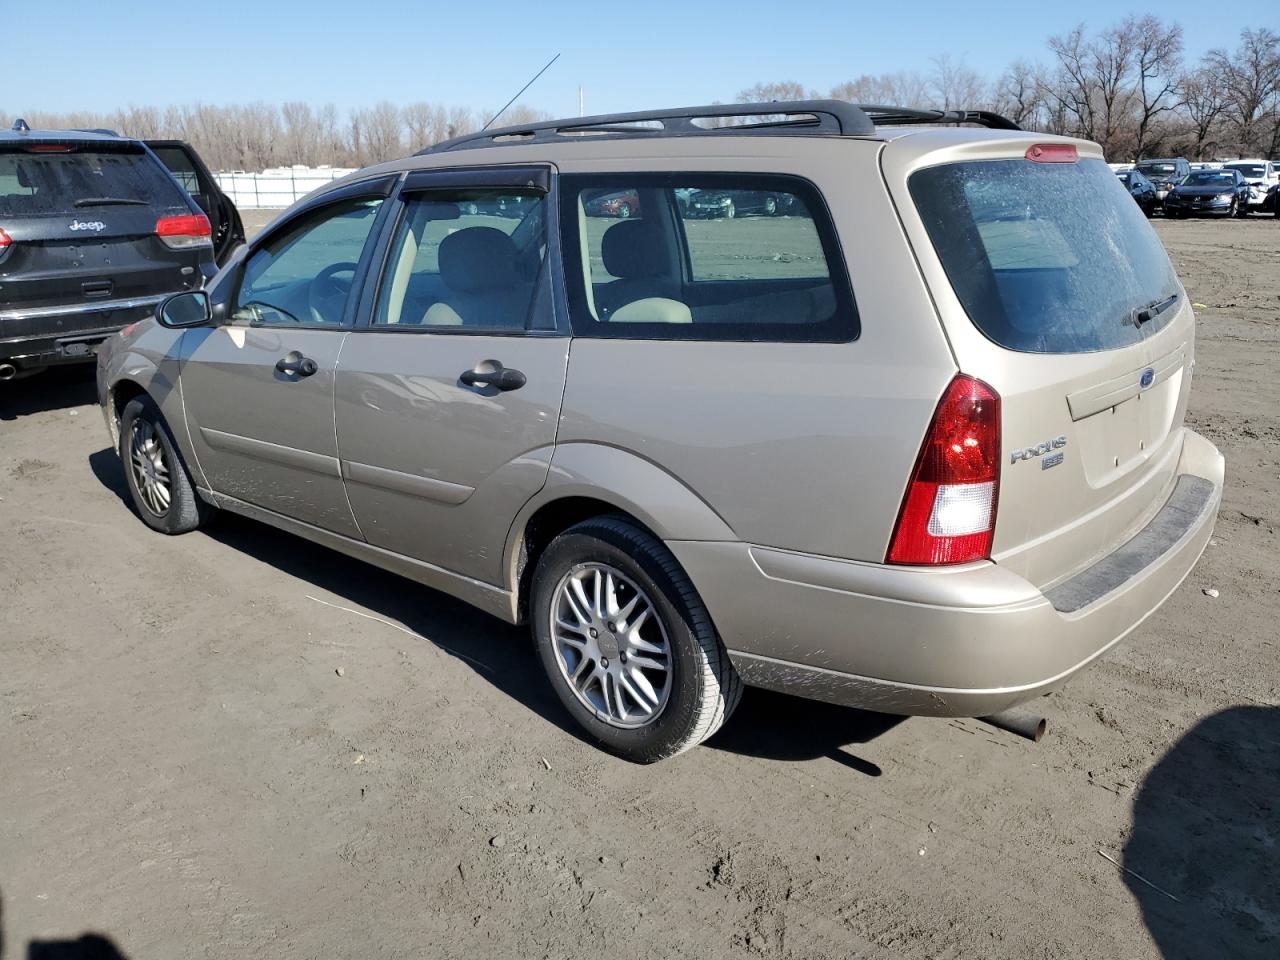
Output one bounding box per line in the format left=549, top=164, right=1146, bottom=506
left=1140, top=367, right=1155, bottom=389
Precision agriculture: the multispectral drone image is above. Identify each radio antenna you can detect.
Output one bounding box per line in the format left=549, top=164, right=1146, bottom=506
left=482, top=53, right=561, bottom=131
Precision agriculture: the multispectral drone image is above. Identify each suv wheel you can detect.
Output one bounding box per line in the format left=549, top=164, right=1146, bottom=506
left=119, top=396, right=213, bottom=535
left=531, top=517, right=742, bottom=763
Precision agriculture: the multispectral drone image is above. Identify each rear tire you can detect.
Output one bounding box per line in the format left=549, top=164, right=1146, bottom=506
left=119, top=395, right=213, bottom=535
left=531, top=516, right=742, bottom=763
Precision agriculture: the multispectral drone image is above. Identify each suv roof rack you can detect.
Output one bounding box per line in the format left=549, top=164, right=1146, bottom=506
left=418, top=99, right=1019, bottom=154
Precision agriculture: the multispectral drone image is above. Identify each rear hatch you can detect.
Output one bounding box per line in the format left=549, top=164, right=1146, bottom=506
left=0, top=140, right=207, bottom=325
left=886, top=134, right=1193, bottom=589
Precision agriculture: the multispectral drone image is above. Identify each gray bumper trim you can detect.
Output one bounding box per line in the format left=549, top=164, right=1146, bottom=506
left=1045, top=475, right=1216, bottom=614
left=0, top=294, right=165, bottom=322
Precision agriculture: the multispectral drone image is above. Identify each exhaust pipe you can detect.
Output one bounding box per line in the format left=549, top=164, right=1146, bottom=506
left=978, top=708, right=1046, bottom=743
left=0, top=363, right=17, bottom=381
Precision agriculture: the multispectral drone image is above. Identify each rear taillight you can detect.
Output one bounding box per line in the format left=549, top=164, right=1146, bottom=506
left=887, top=375, right=1001, bottom=565
left=155, top=213, right=212, bottom=250
left=0, top=227, right=11, bottom=248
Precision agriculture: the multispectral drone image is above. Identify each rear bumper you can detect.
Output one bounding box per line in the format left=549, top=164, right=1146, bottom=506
left=669, top=429, right=1224, bottom=717
left=0, top=295, right=163, bottom=367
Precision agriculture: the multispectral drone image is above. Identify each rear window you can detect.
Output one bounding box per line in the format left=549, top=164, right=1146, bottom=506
left=910, top=157, right=1179, bottom=354
left=1137, top=162, right=1177, bottom=176
left=1224, top=164, right=1265, bottom=179
left=0, top=146, right=187, bottom=217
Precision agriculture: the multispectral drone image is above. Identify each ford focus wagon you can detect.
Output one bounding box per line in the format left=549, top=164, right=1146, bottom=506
left=98, top=101, right=1224, bottom=762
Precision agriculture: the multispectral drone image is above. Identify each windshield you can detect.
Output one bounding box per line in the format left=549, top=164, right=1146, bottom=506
left=0, top=146, right=187, bottom=217
left=1185, top=171, right=1236, bottom=185
left=910, top=157, right=1179, bottom=354
left=1224, top=164, right=1265, bottom=179
left=1137, top=162, right=1177, bottom=175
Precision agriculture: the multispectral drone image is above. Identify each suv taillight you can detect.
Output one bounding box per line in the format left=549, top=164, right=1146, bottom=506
left=887, top=375, right=1001, bottom=565
left=0, top=227, right=11, bottom=248
left=155, top=214, right=212, bottom=250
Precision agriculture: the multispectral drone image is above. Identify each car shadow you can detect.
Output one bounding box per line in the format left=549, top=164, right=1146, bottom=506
left=86, top=447, right=905, bottom=765
left=0, top=890, right=132, bottom=960
left=0, top=366, right=97, bottom=422
left=705, top=690, right=903, bottom=775
left=1123, top=705, right=1278, bottom=958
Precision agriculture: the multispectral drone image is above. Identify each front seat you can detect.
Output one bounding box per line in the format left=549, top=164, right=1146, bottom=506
left=423, top=227, right=534, bottom=328
left=594, top=219, right=680, bottom=317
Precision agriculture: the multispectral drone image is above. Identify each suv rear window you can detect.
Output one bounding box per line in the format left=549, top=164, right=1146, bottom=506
left=561, top=173, right=857, bottom=342
left=910, top=157, right=1180, bottom=354
left=0, top=146, right=188, bottom=217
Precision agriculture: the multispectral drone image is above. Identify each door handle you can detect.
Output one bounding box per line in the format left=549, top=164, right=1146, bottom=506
left=276, top=355, right=318, bottom=377
left=460, top=363, right=526, bottom=391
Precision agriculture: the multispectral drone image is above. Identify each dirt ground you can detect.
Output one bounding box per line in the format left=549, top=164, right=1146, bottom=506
left=1, top=215, right=1277, bottom=959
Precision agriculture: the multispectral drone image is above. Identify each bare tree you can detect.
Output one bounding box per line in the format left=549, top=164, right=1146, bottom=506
left=1206, top=28, right=1280, bottom=156
left=829, top=72, right=929, bottom=107
left=929, top=54, right=986, bottom=111
left=737, top=81, right=816, bottom=104
left=1179, top=67, right=1227, bottom=159
left=350, top=101, right=404, bottom=165
left=994, top=60, right=1047, bottom=130
left=1132, top=17, right=1184, bottom=158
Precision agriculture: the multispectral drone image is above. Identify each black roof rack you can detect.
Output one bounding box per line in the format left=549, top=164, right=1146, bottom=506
left=418, top=99, right=1019, bottom=155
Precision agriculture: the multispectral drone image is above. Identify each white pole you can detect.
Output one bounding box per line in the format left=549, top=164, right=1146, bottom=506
left=579, top=86, right=584, bottom=117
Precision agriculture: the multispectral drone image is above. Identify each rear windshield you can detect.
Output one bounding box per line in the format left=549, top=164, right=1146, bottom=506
left=910, top=157, right=1179, bottom=354
left=0, top=146, right=187, bottom=217
left=1137, top=162, right=1177, bottom=175
left=1224, top=164, right=1265, bottom=179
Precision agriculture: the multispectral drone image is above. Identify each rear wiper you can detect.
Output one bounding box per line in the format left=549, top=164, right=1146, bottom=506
left=73, top=197, right=148, bottom=207
left=1132, top=293, right=1180, bottom=326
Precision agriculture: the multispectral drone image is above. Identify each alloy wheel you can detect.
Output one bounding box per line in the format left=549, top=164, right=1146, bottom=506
left=129, top=419, right=171, bottom=517
left=550, top=562, right=672, bottom=728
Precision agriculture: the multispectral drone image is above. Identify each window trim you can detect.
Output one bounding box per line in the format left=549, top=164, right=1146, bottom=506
left=559, top=171, right=859, bottom=343
left=353, top=166, right=569, bottom=337
left=225, top=179, right=395, bottom=331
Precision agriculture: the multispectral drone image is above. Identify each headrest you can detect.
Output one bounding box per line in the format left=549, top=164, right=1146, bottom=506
left=15, top=161, right=35, bottom=189
left=601, top=219, right=666, bottom=279
left=438, top=227, right=519, bottom=293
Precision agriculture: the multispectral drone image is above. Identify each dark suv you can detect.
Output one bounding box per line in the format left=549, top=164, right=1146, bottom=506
left=0, top=121, right=242, bottom=379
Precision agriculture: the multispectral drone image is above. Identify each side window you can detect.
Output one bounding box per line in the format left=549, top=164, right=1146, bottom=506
left=561, top=174, right=857, bottom=342
left=373, top=189, right=547, bottom=330
left=680, top=190, right=827, bottom=281
left=232, top=197, right=383, bottom=326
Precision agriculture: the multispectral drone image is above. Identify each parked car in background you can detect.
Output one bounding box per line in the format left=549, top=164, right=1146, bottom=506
left=682, top=188, right=795, bottom=218
left=585, top=189, right=640, bottom=218
left=1221, top=159, right=1278, bottom=212
left=1135, top=157, right=1191, bottom=208
left=99, top=100, right=1223, bottom=763
left=1115, top=167, right=1158, bottom=216
left=1163, top=167, right=1251, bottom=218
left=147, top=140, right=245, bottom=260
left=1264, top=182, right=1280, bottom=216
left=0, top=120, right=241, bottom=380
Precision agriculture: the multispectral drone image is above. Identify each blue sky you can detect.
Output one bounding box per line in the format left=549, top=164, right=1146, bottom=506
left=9, top=0, right=1252, bottom=116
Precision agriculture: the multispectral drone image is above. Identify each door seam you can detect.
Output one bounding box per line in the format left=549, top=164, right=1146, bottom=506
left=331, top=330, right=369, bottom=542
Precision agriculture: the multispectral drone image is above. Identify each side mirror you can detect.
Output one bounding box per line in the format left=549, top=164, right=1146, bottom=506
left=157, top=290, right=212, bottom=328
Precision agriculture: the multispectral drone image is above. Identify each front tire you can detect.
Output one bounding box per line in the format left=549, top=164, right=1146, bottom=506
left=119, top=395, right=212, bottom=535
left=531, top=517, right=742, bottom=763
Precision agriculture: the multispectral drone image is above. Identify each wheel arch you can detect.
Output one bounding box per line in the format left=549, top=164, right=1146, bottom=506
left=503, top=442, right=738, bottom=624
